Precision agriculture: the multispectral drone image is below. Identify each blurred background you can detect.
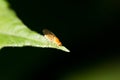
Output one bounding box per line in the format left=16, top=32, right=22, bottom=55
left=0, top=0, right=120, bottom=80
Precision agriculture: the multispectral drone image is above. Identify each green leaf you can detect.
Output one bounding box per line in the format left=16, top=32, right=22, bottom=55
left=0, top=0, right=70, bottom=52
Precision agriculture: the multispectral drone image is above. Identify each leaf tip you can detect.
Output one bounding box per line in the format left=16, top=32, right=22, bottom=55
left=58, top=46, right=70, bottom=52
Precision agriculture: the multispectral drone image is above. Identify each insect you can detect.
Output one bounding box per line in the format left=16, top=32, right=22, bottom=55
left=42, top=29, right=62, bottom=46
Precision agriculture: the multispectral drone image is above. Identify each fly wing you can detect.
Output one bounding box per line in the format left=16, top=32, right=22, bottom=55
left=42, top=29, right=56, bottom=41
left=42, top=29, right=56, bottom=36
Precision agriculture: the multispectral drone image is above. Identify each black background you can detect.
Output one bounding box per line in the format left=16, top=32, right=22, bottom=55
left=0, top=0, right=120, bottom=80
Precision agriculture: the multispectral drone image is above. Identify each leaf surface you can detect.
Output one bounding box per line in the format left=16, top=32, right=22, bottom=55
left=0, top=0, right=70, bottom=52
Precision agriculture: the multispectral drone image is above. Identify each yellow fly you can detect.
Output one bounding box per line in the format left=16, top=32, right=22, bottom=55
left=42, top=29, right=62, bottom=46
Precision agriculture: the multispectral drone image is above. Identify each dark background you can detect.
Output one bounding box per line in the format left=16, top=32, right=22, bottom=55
left=0, top=0, right=120, bottom=80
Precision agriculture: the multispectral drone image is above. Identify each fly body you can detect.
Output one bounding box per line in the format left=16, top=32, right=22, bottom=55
left=42, top=29, right=62, bottom=46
